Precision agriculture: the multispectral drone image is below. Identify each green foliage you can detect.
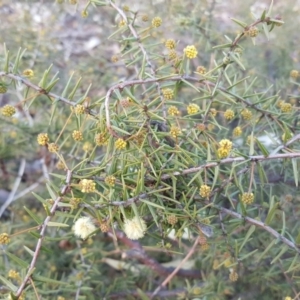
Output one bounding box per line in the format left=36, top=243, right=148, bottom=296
left=0, top=0, right=300, bottom=299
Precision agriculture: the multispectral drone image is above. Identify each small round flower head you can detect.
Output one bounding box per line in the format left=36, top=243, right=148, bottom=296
left=0, top=83, right=7, bottom=94
left=280, top=102, right=292, bottom=113
left=241, top=109, right=252, bottom=121
left=197, top=123, right=206, bottom=131
left=79, top=179, right=96, bottom=193
left=290, top=70, right=299, bottom=79
left=229, top=269, right=239, bottom=282
left=120, top=97, right=133, bottom=108
left=82, top=142, right=93, bottom=152
left=1, top=105, right=16, bottom=117
left=74, top=104, right=85, bottom=115
left=0, top=233, right=10, bottom=245
left=48, top=143, right=59, bottom=153
left=72, top=130, right=83, bottom=141
left=115, top=138, right=127, bottom=150
left=152, top=17, right=162, bottom=28
left=210, top=108, right=217, bottom=117
left=123, top=216, right=147, bottom=240
left=223, top=56, right=231, bottom=65
left=70, top=197, right=81, bottom=209
left=199, top=184, right=211, bottom=198
left=23, top=69, right=34, bottom=77
left=165, top=39, right=176, bottom=50
left=224, top=109, right=235, bottom=120
left=187, top=103, right=200, bottom=115
left=73, top=216, right=97, bottom=240
left=241, top=192, right=254, bottom=205
left=196, top=66, right=206, bottom=74
left=167, top=214, right=178, bottom=225
left=142, top=14, right=149, bottom=22
left=81, top=10, right=88, bottom=18
left=170, top=126, right=181, bottom=138
left=111, top=54, right=119, bottom=63
left=184, top=45, right=198, bottom=59
left=100, top=221, right=110, bottom=233
left=56, top=160, right=65, bottom=170
left=233, top=126, right=242, bottom=137
left=162, top=88, right=174, bottom=100
left=119, top=19, right=126, bottom=27
left=69, top=0, right=77, bottom=4
left=95, top=133, right=108, bottom=146
left=168, top=50, right=178, bottom=60
left=123, top=5, right=129, bottom=12
left=198, top=235, right=207, bottom=245
left=192, top=287, right=202, bottom=295
left=284, top=297, right=292, bottom=300
left=8, top=270, right=21, bottom=281
left=105, top=175, right=116, bottom=186
left=217, top=139, right=233, bottom=158
left=37, top=133, right=49, bottom=146
left=168, top=106, right=180, bottom=116
left=207, top=124, right=215, bottom=131
left=245, top=26, right=259, bottom=37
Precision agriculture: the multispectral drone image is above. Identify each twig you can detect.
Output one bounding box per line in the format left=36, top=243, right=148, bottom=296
left=150, top=236, right=201, bottom=299
left=15, top=169, right=72, bottom=298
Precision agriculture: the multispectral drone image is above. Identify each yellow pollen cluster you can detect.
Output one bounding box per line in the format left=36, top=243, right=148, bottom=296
left=74, top=104, right=85, bottom=115
left=184, top=45, right=198, bottom=59
left=233, top=126, right=242, bottom=137
left=152, top=17, right=162, bottom=28
left=119, top=19, right=126, bottom=27
left=217, top=139, right=233, bottom=158
left=241, top=109, right=252, bottom=120
left=168, top=50, right=177, bottom=60
left=48, top=143, right=59, bottom=153
left=23, top=69, right=34, bottom=77
left=224, top=109, right=235, bottom=120
left=72, top=130, right=83, bottom=141
left=111, top=55, right=119, bottom=63
left=245, top=26, right=259, bottom=37
left=1, top=105, right=16, bottom=117
left=199, top=184, right=211, bottom=198
left=162, top=88, right=174, bottom=100
left=95, top=133, right=108, bottom=146
left=0, top=84, right=7, bottom=94
left=167, top=214, right=178, bottom=225
left=165, top=39, right=176, bottom=49
left=187, top=103, right=200, bottom=115
left=290, top=70, right=299, bottom=79
left=79, top=179, right=96, bottom=193
left=170, top=126, right=181, bottom=138
left=241, top=192, right=254, bottom=205
left=168, top=106, right=179, bottom=116
left=105, top=175, right=116, bottom=186
left=83, top=142, right=93, bottom=152
left=8, top=270, right=21, bottom=281
left=70, top=198, right=81, bottom=209
left=280, top=102, right=292, bottom=113
left=115, top=138, right=127, bottom=150
left=0, top=233, right=10, bottom=244
left=37, top=133, right=49, bottom=146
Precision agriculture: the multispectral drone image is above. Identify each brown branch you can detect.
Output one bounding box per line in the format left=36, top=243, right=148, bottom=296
left=108, top=230, right=202, bottom=280
left=15, top=169, right=72, bottom=298
left=150, top=236, right=201, bottom=299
